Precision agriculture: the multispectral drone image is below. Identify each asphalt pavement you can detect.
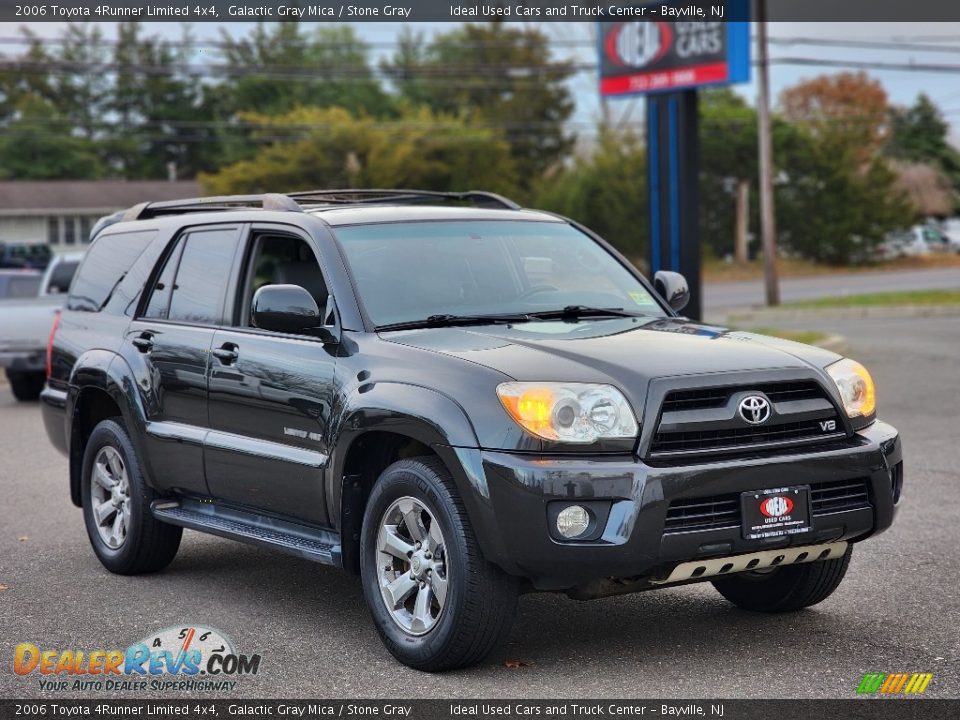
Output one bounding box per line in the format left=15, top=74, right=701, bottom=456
left=704, top=266, right=960, bottom=310
left=1, top=314, right=958, bottom=700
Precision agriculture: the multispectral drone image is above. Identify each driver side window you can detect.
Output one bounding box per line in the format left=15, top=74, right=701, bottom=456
left=240, top=233, right=329, bottom=328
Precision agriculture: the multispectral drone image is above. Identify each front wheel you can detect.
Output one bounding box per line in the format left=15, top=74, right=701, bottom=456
left=711, top=545, right=853, bottom=612
left=360, top=457, right=518, bottom=671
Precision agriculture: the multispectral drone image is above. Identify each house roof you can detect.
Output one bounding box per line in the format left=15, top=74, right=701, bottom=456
left=0, top=180, right=202, bottom=216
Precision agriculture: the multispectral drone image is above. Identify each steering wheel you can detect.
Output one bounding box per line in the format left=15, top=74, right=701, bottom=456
left=516, top=284, right=561, bottom=301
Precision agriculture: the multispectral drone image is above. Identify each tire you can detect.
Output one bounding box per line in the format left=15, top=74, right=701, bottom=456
left=80, top=419, right=182, bottom=575
left=7, top=370, right=45, bottom=401
left=360, top=456, right=518, bottom=671
left=711, top=545, right=853, bottom=613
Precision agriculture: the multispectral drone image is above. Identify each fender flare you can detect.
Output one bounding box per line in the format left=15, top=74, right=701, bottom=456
left=329, top=382, right=513, bottom=572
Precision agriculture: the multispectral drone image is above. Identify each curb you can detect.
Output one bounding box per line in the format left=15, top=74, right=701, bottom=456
left=723, top=303, right=960, bottom=324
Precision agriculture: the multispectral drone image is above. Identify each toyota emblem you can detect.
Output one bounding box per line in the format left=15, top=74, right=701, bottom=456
left=739, top=395, right=771, bottom=425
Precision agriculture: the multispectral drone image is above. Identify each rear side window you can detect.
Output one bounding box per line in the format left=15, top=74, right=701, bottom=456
left=45, top=261, right=80, bottom=295
left=67, top=231, right=156, bottom=312
left=142, top=227, right=241, bottom=325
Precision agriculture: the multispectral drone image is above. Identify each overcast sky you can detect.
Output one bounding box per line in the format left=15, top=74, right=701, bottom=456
left=4, top=21, right=960, bottom=142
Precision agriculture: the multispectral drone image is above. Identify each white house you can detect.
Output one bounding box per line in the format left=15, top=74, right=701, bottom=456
left=0, top=180, right=201, bottom=248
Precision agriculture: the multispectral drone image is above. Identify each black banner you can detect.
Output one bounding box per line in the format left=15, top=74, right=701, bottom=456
left=0, top=700, right=957, bottom=720
left=3, top=0, right=960, bottom=23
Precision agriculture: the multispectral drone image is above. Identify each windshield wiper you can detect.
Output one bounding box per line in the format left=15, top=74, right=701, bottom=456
left=526, top=305, right=648, bottom=321
left=376, top=313, right=535, bottom=332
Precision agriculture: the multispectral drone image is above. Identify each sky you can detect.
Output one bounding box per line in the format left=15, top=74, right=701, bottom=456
left=3, top=20, right=960, bottom=142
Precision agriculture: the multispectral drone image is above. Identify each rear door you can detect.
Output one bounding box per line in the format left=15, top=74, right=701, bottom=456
left=129, top=225, right=243, bottom=496
left=205, top=226, right=337, bottom=524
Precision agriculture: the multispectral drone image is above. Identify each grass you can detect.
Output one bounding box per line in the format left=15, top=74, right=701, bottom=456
left=739, top=327, right=829, bottom=345
left=702, top=254, right=960, bottom=283
left=786, top=289, right=960, bottom=308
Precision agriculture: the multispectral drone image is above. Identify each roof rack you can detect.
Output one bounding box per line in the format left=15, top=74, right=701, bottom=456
left=91, top=188, right=522, bottom=238
left=286, top=189, right=521, bottom=210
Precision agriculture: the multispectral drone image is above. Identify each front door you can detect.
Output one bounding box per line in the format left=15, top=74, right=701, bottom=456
left=205, top=229, right=337, bottom=524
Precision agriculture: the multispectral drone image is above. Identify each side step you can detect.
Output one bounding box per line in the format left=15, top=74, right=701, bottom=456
left=649, top=541, right=848, bottom=586
left=151, top=498, right=341, bottom=566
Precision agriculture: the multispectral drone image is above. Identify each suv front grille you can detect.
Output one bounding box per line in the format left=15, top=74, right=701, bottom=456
left=650, top=380, right=844, bottom=459
left=663, top=478, right=872, bottom=535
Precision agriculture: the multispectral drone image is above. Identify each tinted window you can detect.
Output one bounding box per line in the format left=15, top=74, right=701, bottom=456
left=0, top=275, right=41, bottom=299
left=67, top=231, right=156, bottom=312
left=166, top=229, right=240, bottom=325
left=240, top=234, right=327, bottom=327
left=142, top=240, right=184, bottom=320
left=334, top=220, right=663, bottom=326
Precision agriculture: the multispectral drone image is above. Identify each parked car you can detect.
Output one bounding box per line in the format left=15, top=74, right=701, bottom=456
left=942, top=219, right=960, bottom=253
left=0, top=269, right=42, bottom=300
left=876, top=226, right=938, bottom=260
left=42, top=190, right=901, bottom=671
left=0, top=252, right=83, bottom=400
left=0, top=242, right=52, bottom=270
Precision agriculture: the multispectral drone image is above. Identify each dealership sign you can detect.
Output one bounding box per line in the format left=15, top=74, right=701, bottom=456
left=599, top=10, right=750, bottom=96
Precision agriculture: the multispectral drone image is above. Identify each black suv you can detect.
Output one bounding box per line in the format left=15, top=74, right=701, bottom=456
left=42, top=190, right=902, bottom=671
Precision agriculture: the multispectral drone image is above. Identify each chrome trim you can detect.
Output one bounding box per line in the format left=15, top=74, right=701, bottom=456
left=146, top=422, right=327, bottom=468
left=649, top=541, right=849, bottom=585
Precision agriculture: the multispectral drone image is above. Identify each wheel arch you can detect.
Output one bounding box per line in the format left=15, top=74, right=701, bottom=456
left=329, top=383, right=506, bottom=574
left=67, top=351, right=148, bottom=507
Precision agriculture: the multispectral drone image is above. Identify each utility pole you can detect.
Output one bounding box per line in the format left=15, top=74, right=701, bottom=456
left=755, top=0, right=780, bottom=305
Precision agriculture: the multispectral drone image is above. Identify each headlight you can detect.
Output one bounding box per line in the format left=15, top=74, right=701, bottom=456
left=826, top=358, right=876, bottom=418
left=496, top=382, right=639, bottom=443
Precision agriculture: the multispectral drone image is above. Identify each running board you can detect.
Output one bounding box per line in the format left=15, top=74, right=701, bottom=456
left=649, top=541, right=849, bottom=586
left=151, top=498, right=341, bottom=566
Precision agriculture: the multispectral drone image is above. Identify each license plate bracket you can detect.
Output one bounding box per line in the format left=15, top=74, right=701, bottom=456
left=741, top=486, right=812, bottom=540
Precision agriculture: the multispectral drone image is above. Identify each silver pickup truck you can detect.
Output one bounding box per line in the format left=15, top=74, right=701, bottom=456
left=0, top=252, right=83, bottom=400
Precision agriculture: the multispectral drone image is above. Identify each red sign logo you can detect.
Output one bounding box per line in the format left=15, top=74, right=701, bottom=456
left=605, top=22, right=673, bottom=69
left=760, top=496, right=794, bottom=518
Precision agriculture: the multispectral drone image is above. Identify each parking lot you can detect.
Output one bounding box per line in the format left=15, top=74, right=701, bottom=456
left=1, top=313, right=958, bottom=699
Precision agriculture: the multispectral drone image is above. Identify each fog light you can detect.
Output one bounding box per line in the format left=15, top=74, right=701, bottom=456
left=556, top=505, right=590, bottom=539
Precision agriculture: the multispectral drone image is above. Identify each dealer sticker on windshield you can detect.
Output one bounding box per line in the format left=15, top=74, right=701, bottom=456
left=741, top=486, right=812, bottom=540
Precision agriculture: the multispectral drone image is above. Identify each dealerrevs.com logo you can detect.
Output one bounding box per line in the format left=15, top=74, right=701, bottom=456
left=13, top=625, right=261, bottom=693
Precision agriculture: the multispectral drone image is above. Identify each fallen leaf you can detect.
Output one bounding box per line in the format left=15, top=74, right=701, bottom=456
left=17, top=536, right=28, bottom=542
left=0, top=584, right=8, bottom=592
left=504, top=659, right=532, bottom=669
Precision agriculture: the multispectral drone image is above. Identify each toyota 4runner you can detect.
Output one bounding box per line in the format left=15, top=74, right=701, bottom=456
left=41, top=190, right=902, bottom=671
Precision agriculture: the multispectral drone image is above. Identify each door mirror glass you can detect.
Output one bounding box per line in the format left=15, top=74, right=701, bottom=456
left=252, top=284, right=320, bottom=334
left=653, top=270, right=690, bottom=312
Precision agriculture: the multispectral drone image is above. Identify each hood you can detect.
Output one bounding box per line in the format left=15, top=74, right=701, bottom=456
left=381, top=317, right=841, bottom=408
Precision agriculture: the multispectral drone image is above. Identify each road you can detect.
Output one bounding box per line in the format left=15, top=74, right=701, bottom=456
left=704, top=266, right=960, bottom=310
left=1, top=315, right=958, bottom=700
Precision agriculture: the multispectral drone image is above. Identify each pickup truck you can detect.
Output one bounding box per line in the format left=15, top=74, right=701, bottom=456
left=0, top=252, right=83, bottom=400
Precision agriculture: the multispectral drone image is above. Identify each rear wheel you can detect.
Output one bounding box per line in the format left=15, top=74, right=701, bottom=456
left=360, top=457, right=518, bottom=671
left=711, top=545, right=853, bottom=612
left=81, top=419, right=182, bottom=575
left=7, top=370, right=44, bottom=401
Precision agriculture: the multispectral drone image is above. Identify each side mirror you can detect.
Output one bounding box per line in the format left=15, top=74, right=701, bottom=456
left=653, top=271, right=690, bottom=312
left=252, top=284, right=321, bottom=335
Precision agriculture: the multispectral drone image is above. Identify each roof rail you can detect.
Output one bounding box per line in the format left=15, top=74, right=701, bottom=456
left=134, top=192, right=303, bottom=219
left=286, top=189, right=522, bottom=210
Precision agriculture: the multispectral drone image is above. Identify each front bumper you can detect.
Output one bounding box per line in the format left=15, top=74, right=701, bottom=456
left=472, top=421, right=901, bottom=592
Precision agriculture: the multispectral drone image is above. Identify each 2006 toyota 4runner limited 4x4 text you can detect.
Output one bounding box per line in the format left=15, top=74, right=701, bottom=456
left=42, top=190, right=902, bottom=671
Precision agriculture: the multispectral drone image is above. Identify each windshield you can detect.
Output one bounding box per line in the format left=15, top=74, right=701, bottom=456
left=333, top=220, right=665, bottom=327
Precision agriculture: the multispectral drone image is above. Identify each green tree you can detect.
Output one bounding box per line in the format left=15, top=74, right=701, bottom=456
left=199, top=106, right=518, bottom=196
left=532, top=131, right=647, bottom=263
left=0, top=95, right=105, bottom=180
left=383, top=23, right=575, bottom=189
left=220, top=24, right=393, bottom=118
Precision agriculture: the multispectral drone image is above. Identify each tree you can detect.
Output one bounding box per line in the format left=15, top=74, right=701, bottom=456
left=532, top=131, right=648, bottom=263
left=220, top=23, right=393, bottom=118
left=887, top=94, right=960, bottom=213
left=199, top=106, right=518, bottom=196
left=383, top=23, right=575, bottom=189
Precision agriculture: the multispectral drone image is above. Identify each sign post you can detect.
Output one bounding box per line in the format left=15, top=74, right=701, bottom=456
left=599, top=6, right=750, bottom=321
